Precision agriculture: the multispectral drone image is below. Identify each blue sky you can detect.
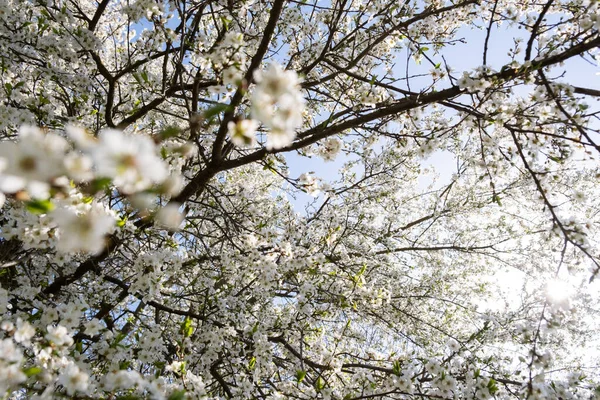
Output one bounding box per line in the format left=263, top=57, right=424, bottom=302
left=285, top=15, right=600, bottom=211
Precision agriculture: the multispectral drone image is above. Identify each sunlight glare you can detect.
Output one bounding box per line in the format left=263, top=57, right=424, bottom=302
left=545, top=278, right=574, bottom=305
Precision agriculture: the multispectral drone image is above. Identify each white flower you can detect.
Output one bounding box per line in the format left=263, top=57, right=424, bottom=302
left=130, top=193, right=158, bottom=211
left=251, top=63, right=304, bottom=150
left=457, top=72, right=474, bottom=90
left=222, top=65, right=242, bottom=86
left=58, top=364, right=89, bottom=395
left=13, top=319, right=35, bottom=344
left=45, top=325, right=73, bottom=347
left=155, top=203, right=184, bottom=230
left=222, top=31, right=244, bottom=47
left=64, top=153, right=94, bottom=182
left=52, top=203, right=115, bottom=255
left=0, top=321, right=14, bottom=331
left=104, top=370, right=142, bottom=391
left=91, top=129, right=169, bottom=193
left=0, top=338, right=23, bottom=362
left=66, top=125, right=96, bottom=150
left=228, top=119, right=258, bottom=148
left=266, top=128, right=296, bottom=150
left=165, top=360, right=185, bottom=373
left=160, top=174, right=184, bottom=197
left=269, top=92, right=304, bottom=133
left=0, top=126, right=69, bottom=198
left=298, top=173, right=321, bottom=197
left=446, top=338, right=460, bottom=352
left=84, top=318, right=103, bottom=336
left=320, top=138, right=342, bottom=161
left=253, top=63, right=301, bottom=98
left=0, top=363, right=26, bottom=393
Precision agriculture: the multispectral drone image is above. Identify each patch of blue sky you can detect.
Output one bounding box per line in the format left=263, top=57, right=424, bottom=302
left=124, top=0, right=598, bottom=212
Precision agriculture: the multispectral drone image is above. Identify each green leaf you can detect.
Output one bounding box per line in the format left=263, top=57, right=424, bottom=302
left=248, top=356, right=256, bottom=370
left=392, top=360, right=402, bottom=376
left=487, top=378, right=499, bottom=395
left=89, top=177, right=112, bottom=193
left=158, top=126, right=181, bottom=141
left=23, top=366, right=42, bottom=377
left=133, top=72, right=144, bottom=86
left=110, top=332, right=128, bottom=348
left=167, top=390, right=186, bottom=400
left=548, top=155, right=562, bottom=163
left=117, top=216, right=128, bottom=228
left=203, top=104, right=231, bottom=121
left=220, top=16, right=232, bottom=30
left=295, top=370, right=306, bottom=384
left=25, top=199, right=54, bottom=214
left=315, top=376, right=325, bottom=391
left=180, top=316, right=194, bottom=337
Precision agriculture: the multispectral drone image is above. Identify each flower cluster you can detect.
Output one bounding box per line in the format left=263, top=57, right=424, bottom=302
left=0, top=126, right=174, bottom=200
left=0, top=126, right=186, bottom=253
left=251, top=63, right=305, bottom=150
left=457, top=66, right=496, bottom=93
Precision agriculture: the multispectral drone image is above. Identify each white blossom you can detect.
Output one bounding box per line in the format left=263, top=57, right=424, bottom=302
left=155, top=203, right=184, bottom=230
left=252, top=63, right=304, bottom=150
left=58, top=364, right=89, bottom=395
left=52, top=202, right=116, bottom=254
left=91, top=129, right=169, bottom=193
left=228, top=119, right=259, bottom=148
left=45, top=325, right=73, bottom=347
left=0, top=126, right=68, bottom=198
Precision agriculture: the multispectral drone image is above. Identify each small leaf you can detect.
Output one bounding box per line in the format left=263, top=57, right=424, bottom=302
left=315, top=376, right=325, bottom=391
left=23, top=366, right=42, bottom=377
left=487, top=378, right=499, bottom=395
left=392, top=360, right=402, bottom=376
left=25, top=199, right=54, bottom=214
left=117, top=216, right=127, bottom=228
left=87, top=177, right=112, bottom=194
left=203, top=104, right=231, bottom=121
left=180, top=316, right=193, bottom=337
left=168, top=390, right=186, bottom=400
left=158, top=126, right=180, bottom=141
left=133, top=72, right=144, bottom=86
left=295, top=370, right=306, bottom=384
left=492, top=194, right=502, bottom=206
